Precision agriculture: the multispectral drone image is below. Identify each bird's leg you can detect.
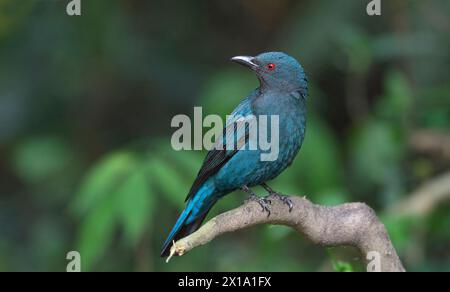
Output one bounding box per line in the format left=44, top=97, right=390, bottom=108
left=242, top=185, right=271, bottom=217
left=261, top=182, right=277, bottom=195
left=261, top=183, right=293, bottom=212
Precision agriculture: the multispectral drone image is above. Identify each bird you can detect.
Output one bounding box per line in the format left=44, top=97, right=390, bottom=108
left=161, top=52, right=308, bottom=257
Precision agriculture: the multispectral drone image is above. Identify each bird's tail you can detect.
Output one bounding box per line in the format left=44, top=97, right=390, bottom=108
left=160, top=181, right=218, bottom=257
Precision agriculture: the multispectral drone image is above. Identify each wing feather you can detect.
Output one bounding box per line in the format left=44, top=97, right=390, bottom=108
left=184, top=95, right=256, bottom=202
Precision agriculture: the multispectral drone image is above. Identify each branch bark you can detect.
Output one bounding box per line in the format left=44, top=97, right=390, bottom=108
left=167, top=194, right=405, bottom=272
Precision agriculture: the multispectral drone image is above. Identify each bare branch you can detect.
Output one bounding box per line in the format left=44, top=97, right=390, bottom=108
left=409, top=130, right=450, bottom=160
left=168, top=194, right=405, bottom=272
left=388, top=171, right=450, bottom=217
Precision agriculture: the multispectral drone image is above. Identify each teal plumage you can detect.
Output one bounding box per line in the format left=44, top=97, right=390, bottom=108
left=161, top=52, right=308, bottom=257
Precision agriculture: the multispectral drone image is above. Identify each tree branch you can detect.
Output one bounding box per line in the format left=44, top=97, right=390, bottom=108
left=167, top=194, right=405, bottom=272
left=388, top=171, right=450, bottom=217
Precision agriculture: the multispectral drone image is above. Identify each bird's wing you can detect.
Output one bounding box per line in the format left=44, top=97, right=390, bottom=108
left=184, top=95, right=255, bottom=202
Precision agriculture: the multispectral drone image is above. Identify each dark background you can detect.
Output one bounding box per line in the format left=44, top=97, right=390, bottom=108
left=0, top=0, right=449, bottom=271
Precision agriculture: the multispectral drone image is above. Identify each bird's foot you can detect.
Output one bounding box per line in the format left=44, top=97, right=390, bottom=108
left=270, top=193, right=294, bottom=212
left=247, top=194, right=272, bottom=217
left=242, top=186, right=271, bottom=217
left=261, top=183, right=293, bottom=212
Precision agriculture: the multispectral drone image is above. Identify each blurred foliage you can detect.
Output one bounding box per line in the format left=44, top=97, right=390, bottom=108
left=0, top=0, right=449, bottom=271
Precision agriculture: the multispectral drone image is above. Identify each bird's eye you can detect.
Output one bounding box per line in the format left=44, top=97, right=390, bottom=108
left=266, top=63, right=276, bottom=71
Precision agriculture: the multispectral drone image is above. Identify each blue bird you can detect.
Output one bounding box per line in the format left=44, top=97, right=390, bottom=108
left=161, top=52, right=308, bottom=257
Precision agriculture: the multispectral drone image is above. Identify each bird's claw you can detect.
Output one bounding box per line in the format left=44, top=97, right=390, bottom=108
left=269, top=193, right=294, bottom=212
left=247, top=194, right=272, bottom=217
left=261, top=183, right=293, bottom=212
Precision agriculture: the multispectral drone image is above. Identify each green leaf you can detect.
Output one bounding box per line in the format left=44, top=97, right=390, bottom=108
left=148, top=158, right=188, bottom=207
left=73, top=151, right=136, bottom=214
left=116, top=166, right=153, bottom=246
left=168, top=150, right=202, bottom=177
left=76, top=198, right=117, bottom=271
left=73, top=152, right=153, bottom=269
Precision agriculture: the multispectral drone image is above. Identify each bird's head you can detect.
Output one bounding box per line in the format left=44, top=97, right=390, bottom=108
left=231, top=52, right=308, bottom=96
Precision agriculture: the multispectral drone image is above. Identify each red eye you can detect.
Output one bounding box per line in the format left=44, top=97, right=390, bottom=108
left=267, top=63, right=276, bottom=71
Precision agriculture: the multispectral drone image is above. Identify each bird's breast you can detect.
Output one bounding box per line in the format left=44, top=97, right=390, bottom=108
left=252, top=91, right=307, bottom=171
left=252, top=91, right=306, bottom=142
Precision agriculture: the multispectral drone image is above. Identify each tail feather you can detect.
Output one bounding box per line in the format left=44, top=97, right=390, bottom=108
left=160, top=203, right=194, bottom=257
left=160, top=182, right=218, bottom=257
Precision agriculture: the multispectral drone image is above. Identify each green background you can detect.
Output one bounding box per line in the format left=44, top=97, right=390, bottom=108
left=0, top=0, right=449, bottom=271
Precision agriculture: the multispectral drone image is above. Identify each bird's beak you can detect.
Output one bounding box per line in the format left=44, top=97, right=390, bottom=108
left=230, top=56, right=258, bottom=70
